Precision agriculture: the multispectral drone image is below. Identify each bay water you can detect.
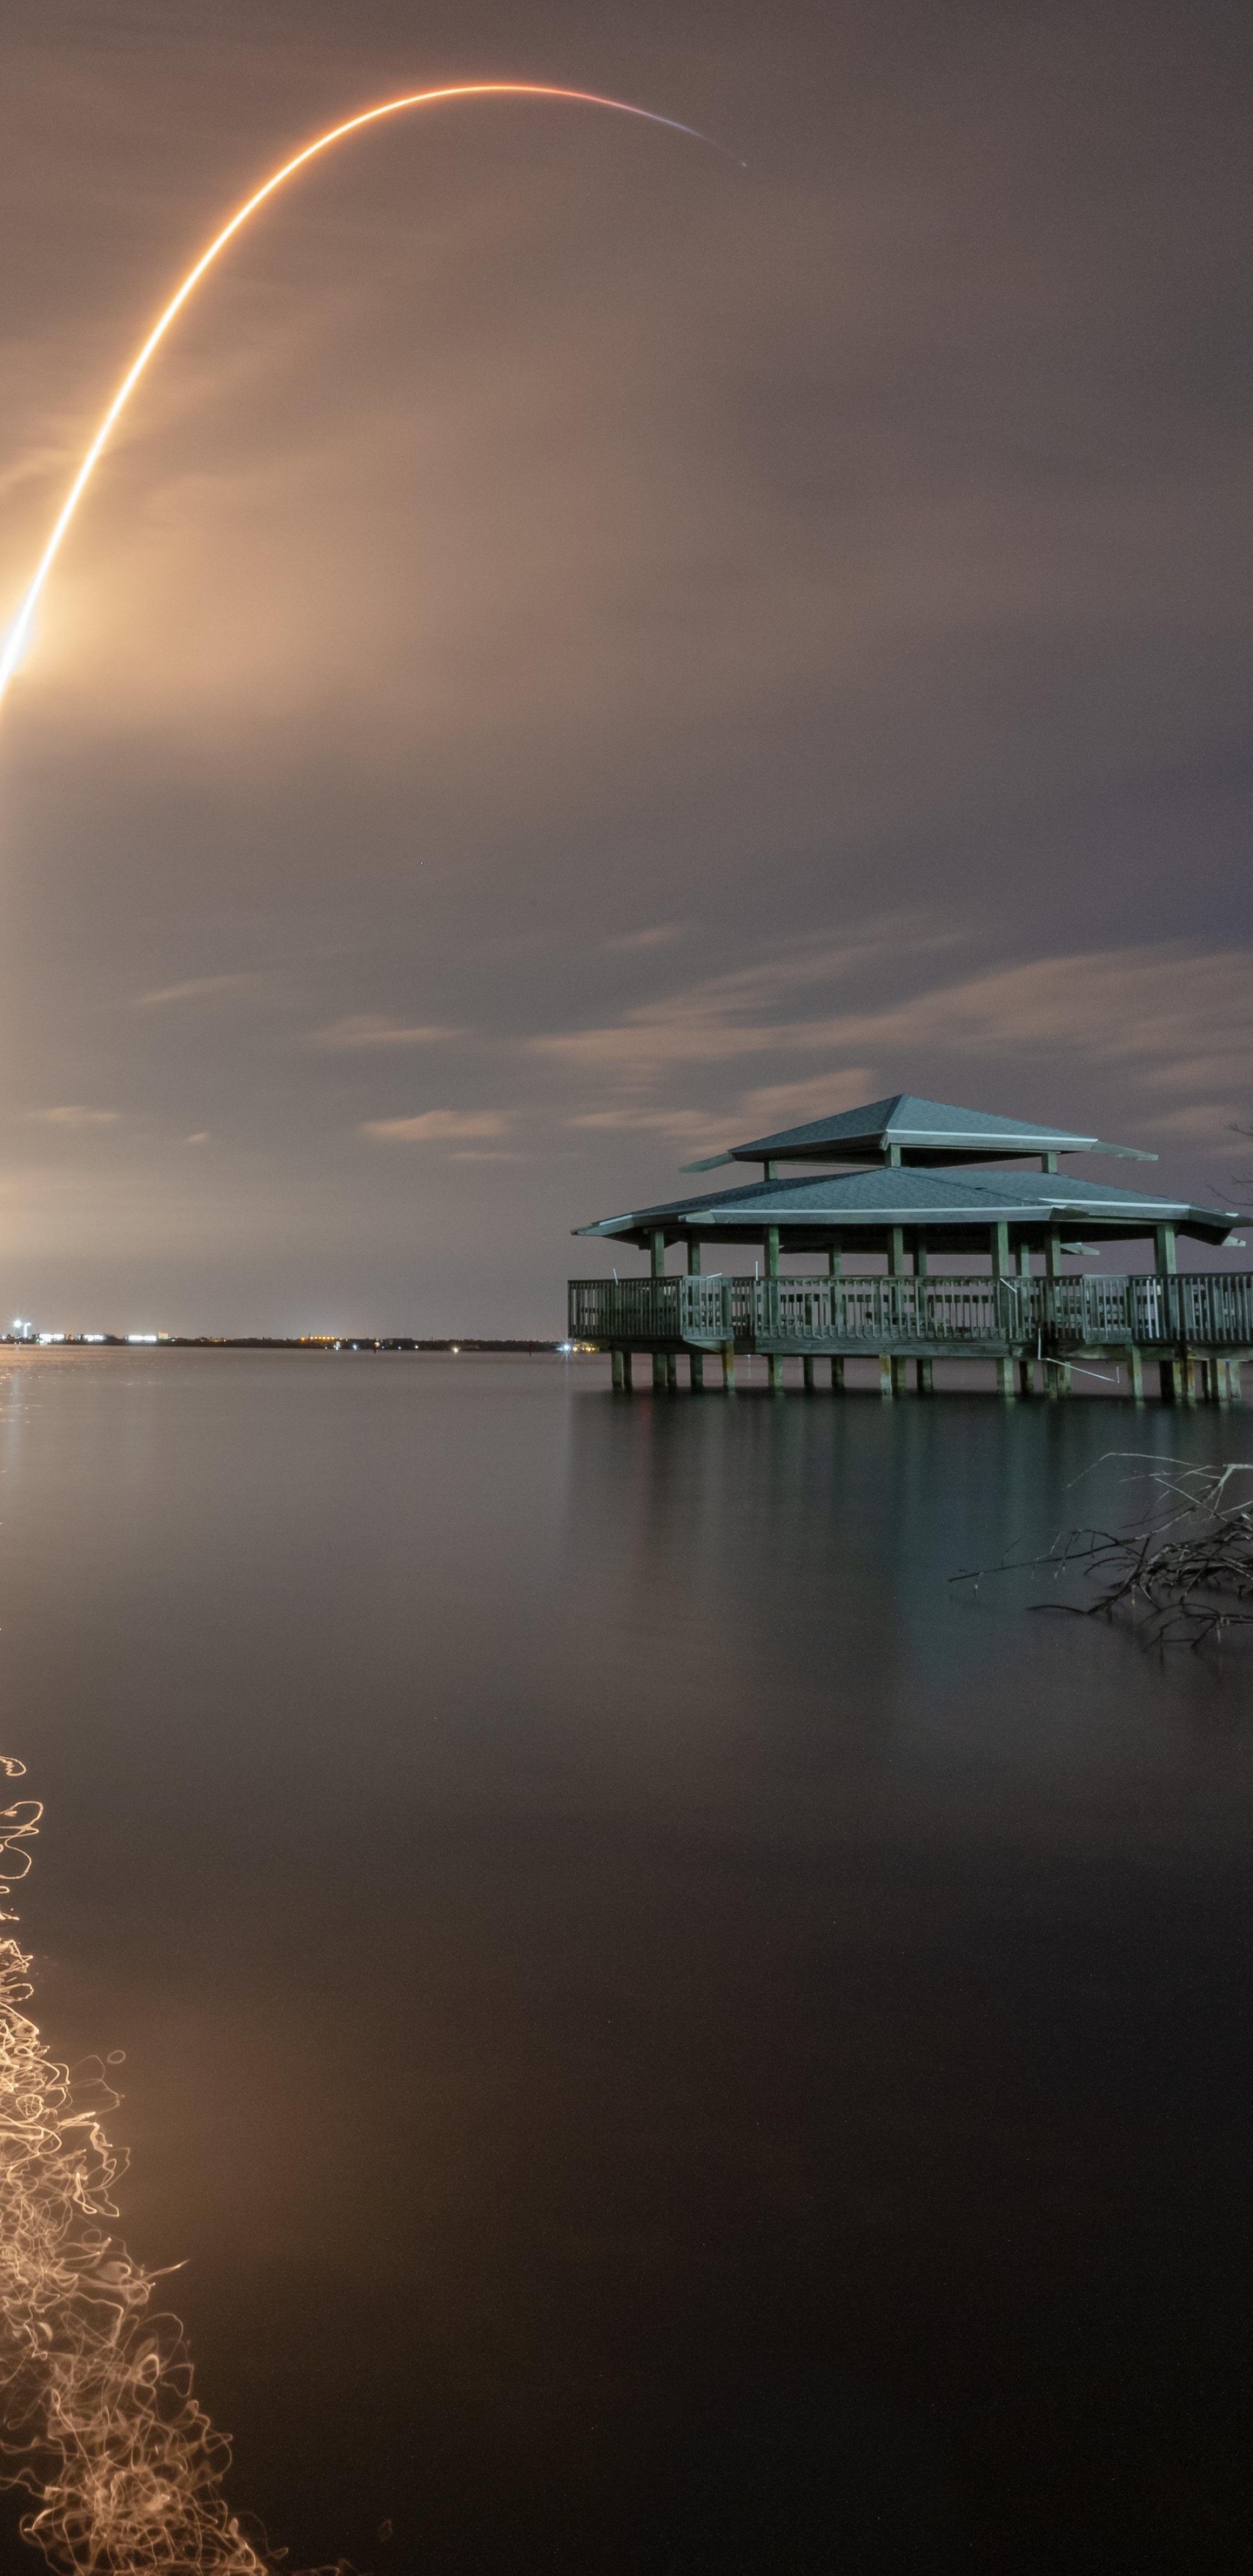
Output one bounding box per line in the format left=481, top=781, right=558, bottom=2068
left=0, top=1351, right=1249, bottom=2573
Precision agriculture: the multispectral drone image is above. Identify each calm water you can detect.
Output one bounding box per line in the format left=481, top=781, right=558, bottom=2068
left=1, top=1351, right=1250, bottom=2574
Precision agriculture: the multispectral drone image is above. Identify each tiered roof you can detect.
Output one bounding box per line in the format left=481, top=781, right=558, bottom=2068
left=684, top=1092, right=1154, bottom=1171
left=575, top=1092, right=1236, bottom=1254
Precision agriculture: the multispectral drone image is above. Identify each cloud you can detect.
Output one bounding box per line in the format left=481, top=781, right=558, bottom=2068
left=26, top=1106, right=120, bottom=1128
left=569, top=1108, right=722, bottom=1138
left=132, top=974, right=268, bottom=1009
left=733, top=1070, right=879, bottom=1128
left=307, top=1016, right=460, bottom=1051
left=603, top=925, right=687, bottom=952
left=533, top=945, right=1253, bottom=1118
left=361, top=1110, right=509, bottom=1144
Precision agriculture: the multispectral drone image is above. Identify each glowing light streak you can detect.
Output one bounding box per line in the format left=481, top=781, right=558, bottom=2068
left=0, top=84, right=734, bottom=714
left=0, top=1758, right=271, bottom=2570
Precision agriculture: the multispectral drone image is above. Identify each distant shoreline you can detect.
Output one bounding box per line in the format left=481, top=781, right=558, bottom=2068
left=1, top=1336, right=572, bottom=1354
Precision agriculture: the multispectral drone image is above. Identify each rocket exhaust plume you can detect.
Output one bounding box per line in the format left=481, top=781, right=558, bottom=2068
left=0, top=84, right=734, bottom=716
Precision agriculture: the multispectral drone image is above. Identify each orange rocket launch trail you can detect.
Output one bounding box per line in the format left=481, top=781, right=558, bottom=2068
left=0, top=83, right=731, bottom=714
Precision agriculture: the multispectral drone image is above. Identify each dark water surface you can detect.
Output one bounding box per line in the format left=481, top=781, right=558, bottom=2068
left=1, top=1351, right=1250, bottom=2574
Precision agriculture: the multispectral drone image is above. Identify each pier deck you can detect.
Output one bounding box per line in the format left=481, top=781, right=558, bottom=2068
left=568, top=1272, right=1251, bottom=1397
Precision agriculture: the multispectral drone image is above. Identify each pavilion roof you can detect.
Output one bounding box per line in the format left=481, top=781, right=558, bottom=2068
left=683, top=1092, right=1154, bottom=1171
left=574, top=1161, right=1238, bottom=1251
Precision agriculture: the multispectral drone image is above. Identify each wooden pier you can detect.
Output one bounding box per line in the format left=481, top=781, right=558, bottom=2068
left=570, top=1093, right=1247, bottom=1400
left=568, top=1271, right=1250, bottom=1399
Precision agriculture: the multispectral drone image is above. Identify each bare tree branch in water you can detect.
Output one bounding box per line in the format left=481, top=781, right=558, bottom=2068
left=954, top=1458, right=1253, bottom=1649
left=0, top=1760, right=330, bottom=2574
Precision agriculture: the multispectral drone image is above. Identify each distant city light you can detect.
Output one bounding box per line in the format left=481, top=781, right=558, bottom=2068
left=126, top=1333, right=159, bottom=1345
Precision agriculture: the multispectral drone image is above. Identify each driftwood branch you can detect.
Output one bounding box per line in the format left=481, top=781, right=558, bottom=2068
left=953, top=1455, right=1253, bottom=1649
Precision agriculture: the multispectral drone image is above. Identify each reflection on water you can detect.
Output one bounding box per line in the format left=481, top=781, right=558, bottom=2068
left=0, top=1352, right=1249, bottom=2573
left=0, top=1766, right=271, bottom=2574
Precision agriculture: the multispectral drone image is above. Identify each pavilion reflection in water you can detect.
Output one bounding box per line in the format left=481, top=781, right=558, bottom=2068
left=570, top=1092, right=1249, bottom=1401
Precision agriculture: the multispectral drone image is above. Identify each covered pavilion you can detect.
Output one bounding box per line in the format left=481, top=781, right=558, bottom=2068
left=568, top=1092, right=1248, bottom=1401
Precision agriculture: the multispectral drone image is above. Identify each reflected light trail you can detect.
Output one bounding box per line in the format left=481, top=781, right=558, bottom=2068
left=0, top=1759, right=275, bottom=2572
left=0, top=83, right=734, bottom=717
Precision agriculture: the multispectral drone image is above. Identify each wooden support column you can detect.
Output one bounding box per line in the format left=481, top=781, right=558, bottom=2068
left=622, top=1349, right=633, bottom=1391
left=879, top=1352, right=894, bottom=1398
left=687, top=1238, right=703, bottom=1390
left=887, top=1226, right=908, bottom=1393
left=1045, top=1230, right=1069, bottom=1397
left=802, top=1356, right=814, bottom=1392
left=1155, top=1223, right=1182, bottom=1404
left=828, top=1246, right=845, bottom=1391
left=650, top=1231, right=668, bottom=1390
left=765, top=1224, right=784, bottom=1392
left=1127, top=1345, right=1143, bottom=1403
left=1230, top=1358, right=1243, bottom=1401
left=991, top=1222, right=1016, bottom=1399
left=1016, top=1243, right=1034, bottom=1395
left=913, top=1239, right=934, bottom=1392
left=720, top=1342, right=735, bottom=1392
left=611, top=1347, right=625, bottom=1392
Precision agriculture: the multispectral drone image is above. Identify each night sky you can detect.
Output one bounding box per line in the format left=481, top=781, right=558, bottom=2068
left=2, top=0, right=1250, bottom=1332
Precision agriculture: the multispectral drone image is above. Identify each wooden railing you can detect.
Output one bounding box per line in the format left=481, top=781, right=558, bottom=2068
left=567, top=1273, right=1253, bottom=1352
